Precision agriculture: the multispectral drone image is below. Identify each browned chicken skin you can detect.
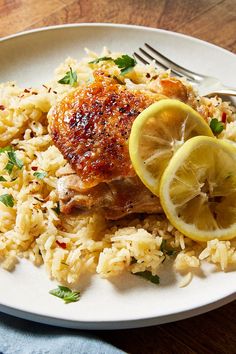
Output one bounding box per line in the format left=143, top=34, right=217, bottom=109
left=49, top=70, right=189, bottom=218
left=50, top=71, right=165, bottom=188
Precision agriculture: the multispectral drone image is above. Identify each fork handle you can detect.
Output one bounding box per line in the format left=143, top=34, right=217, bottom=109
left=206, top=88, right=236, bottom=97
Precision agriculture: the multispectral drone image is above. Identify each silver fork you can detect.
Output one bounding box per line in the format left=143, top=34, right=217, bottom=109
left=134, top=43, right=236, bottom=97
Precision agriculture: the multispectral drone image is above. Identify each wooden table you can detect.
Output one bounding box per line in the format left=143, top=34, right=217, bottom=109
left=0, top=1, right=235, bottom=353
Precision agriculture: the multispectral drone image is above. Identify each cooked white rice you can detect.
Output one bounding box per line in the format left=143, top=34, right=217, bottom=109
left=0, top=48, right=236, bottom=286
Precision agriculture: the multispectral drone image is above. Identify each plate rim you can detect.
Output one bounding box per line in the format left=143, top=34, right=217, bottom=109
left=0, top=22, right=235, bottom=58
left=0, top=291, right=235, bottom=330
left=0, top=23, right=235, bottom=329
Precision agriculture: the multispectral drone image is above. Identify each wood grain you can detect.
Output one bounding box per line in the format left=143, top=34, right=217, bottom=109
left=0, top=0, right=235, bottom=53
left=0, top=1, right=235, bottom=353
left=97, top=301, right=236, bottom=354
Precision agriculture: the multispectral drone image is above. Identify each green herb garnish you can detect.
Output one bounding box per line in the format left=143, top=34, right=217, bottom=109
left=0, top=146, right=12, bottom=153
left=7, top=151, right=23, bottom=169
left=58, top=67, right=78, bottom=86
left=0, top=176, right=7, bottom=181
left=89, top=54, right=137, bottom=76
left=52, top=201, right=60, bottom=215
left=4, top=161, right=14, bottom=174
left=49, top=285, right=80, bottom=304
left=4, top=150, right=23, bottom=175
left=210, top=118, right=224, bottom=135
left=0, top=194, right=14, bottom=207
left=160, top=239, right=176, bottom=256
left=114, top=55, right=137, bottom=75
left=134, top=271, right=160, bottom=284
left=1, top=147, right=23, bottom=175
left=33, top=171, right=47, bottom=180
left=89, top=56, right=112, bottom=64
left=0, top=147, right=23, bottom=177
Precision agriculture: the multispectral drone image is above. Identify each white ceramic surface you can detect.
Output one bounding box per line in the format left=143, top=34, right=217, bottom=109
left=0, top=24, right=235, bottom=330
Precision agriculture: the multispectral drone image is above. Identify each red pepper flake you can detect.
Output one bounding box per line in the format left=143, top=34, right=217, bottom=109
left=24, top=89, right=30, bottom=93
left=221, top=112, right=227, bottom=123
left=0, top=105, right=5, bottom=111
left=31, top=166, right=38, bottom=171
left=56, top=240, right=67, bottom=249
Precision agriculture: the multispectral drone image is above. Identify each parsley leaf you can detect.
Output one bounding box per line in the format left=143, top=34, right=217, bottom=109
left=4, top=150, right=23, bottom=175
left=4, top=161, right=14, bottom=174
left=52, top=201, right=60, bottom=215
left=114, top=55, right=137, bottom=75
left=160, top=239, right=176, bottom=256
left=7, top=151, right=23, bottom=169
left=49, top=285, right=80, bottom=304
left=0, top=176, right=7, bottom=181
left=33, top=171, right=47, bottom=180
left=89, top=56, right=112, bottom=64
left=89, top=54, right=136, bottom=76
left=58, top=67, right=78, bottom=86
left=0, top=194, right=14, bottom=207
left=210, top=118, right=224, bottom=135
left=0, top=146, right=12, bottom=153
left=134, top=271, right=160, bottom=284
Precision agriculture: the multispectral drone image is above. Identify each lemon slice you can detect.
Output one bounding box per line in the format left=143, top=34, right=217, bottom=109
left=160, top=136, right=236, bottom=241
left=129, top=99, right=213, bottom=196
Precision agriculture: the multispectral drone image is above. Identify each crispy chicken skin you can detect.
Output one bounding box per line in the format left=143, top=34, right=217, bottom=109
left=49, top=71, right=165, bottom=189
left=49, top=70, right=188, bottom=218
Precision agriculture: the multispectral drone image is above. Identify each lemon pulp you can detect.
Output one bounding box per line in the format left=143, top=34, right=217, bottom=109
left=129, top=99, right=213, bottom=196
left=160, top=136, right=236, bottom=241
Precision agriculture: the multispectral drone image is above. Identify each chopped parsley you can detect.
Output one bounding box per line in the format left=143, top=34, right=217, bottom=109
left=0, top=176, right=7, bottom=181
left=58, top=67, right=78, bottom=86
left=210, top=118, right=224, bottom=135
left=7, top=151, right=23, bottom=169
left=89, top=56, right=112, bottom=64
left=160, top=239, right=176, bottom=256
left=89, top=54, right=137, bottom=76
left=0, top=194, right=14, bottom=207
left=52, top=201, right=60, bottom=215
left=0, top=146, right=12, bottom=153
left=33, top=171, right=47, bottom=180
left=134, top=271, right=160, bottom=284
left=49, top=285, right=80, bottom=304
left=0, top=147, right=23, bottom=175
left=114, top=55, right=137, bottom=75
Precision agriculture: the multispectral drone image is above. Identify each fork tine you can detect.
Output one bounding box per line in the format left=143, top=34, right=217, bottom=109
left=141, top=46, right=190, bottom=80
left=145, top=43, right=203, bottom=82
left=139, top=48, right=175, bottom=73
left=133, top=52, right=149, bottom=65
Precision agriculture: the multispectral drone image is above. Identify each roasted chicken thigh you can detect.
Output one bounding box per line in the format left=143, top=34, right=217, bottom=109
left=49, top=70, right=188, bottom=218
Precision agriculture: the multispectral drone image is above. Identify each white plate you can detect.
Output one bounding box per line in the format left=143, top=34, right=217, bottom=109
left=0, top=24, right=235, bottom=330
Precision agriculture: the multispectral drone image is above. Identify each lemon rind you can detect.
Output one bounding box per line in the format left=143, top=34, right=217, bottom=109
left=160, top=136, right=236, bottom=242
